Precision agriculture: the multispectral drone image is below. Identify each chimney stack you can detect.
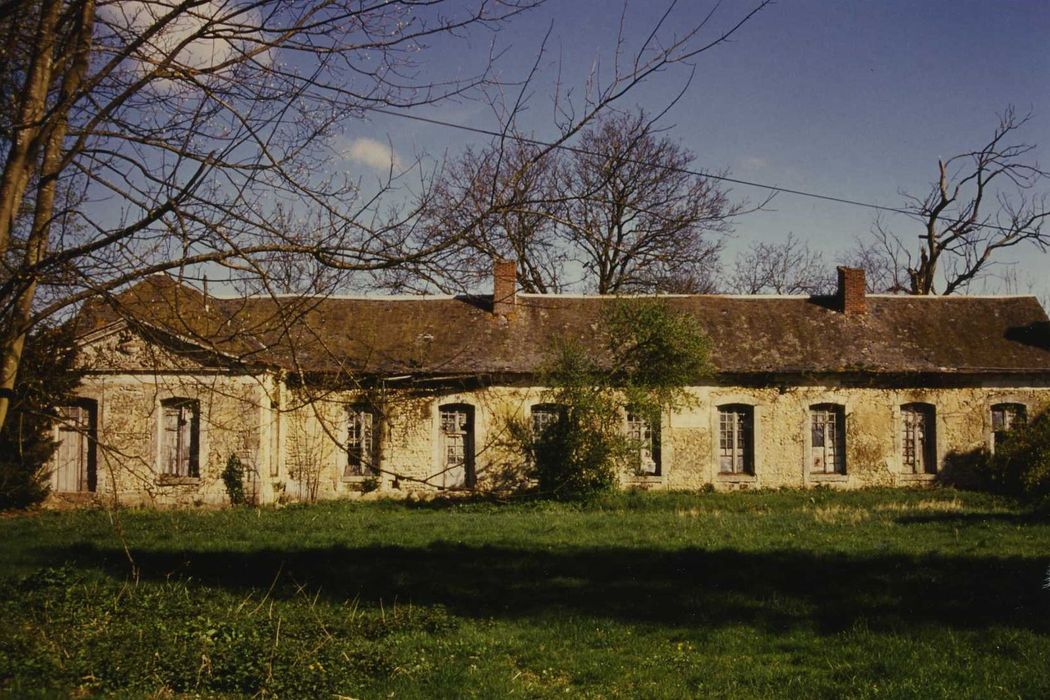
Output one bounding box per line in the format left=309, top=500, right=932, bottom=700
left=493, top=258, right=517, bottom=316
left=836, top=266, right=866, bottom=315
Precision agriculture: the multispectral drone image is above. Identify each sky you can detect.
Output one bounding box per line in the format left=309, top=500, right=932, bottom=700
left=338, top=0, right=1050, bottom=298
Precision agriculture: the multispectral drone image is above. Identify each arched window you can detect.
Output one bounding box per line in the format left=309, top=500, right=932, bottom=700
left=901, top=403, right=936, bottom=474
left=626, top=408, right=661, bottom=476
left=810, top=404, right=845, bottom=474
left=345, top=405, right=378, bottom=477
left=439, top=403, right=475, bottom=489
left=991, top=403, right=1027, bottom=451
left=718, top=404, right=754, bottom=475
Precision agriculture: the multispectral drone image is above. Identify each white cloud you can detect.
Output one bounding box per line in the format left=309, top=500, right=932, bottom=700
left=100, top=1, right=269, bottom=91
left=738, top=156, right=770, bottom=172
left=342, top=137, right=402, bottom=172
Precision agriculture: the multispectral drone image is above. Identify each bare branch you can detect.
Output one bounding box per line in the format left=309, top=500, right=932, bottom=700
left=849, top=106, right=1048, bottom=295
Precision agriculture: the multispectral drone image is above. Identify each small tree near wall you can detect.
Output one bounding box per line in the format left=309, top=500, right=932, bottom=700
left=222, top=454, right=246, bottom=506
left=518, top=299, right=712, bottom=498
left=979, top=409, right=1050, bottom=504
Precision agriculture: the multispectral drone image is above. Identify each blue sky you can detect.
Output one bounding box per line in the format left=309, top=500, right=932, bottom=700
left=340, top=0, right=1050, bottom=297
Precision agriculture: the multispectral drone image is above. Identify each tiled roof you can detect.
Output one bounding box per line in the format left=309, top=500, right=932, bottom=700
left=76, top=275, right=1050, bottom=378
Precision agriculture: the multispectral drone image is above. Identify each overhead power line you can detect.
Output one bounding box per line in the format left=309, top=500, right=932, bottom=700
left=366, top=106, right=1023, bottom=235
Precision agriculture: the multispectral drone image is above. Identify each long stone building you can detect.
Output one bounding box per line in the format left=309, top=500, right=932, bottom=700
left=51, top=263, right=1050, bottom=506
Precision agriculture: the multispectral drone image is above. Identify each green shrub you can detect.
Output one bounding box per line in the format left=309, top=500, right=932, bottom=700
left=520, top=299, right=711, bottom=499
left=222, top=453, right=246, bottom=505
left=980, top=409, right=1050, bottom=502
left=527, top=410, right=622, bottom=498
left=360, top=475, right=380, bottom=493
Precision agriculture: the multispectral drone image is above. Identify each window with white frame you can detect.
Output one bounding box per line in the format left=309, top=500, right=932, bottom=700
left=439, top=403, right=474, bottom=489
left=626, top=409, right=660, bottom=476
left=991, top=403, right=1027, bottom=451
left=531, top=403, right=565, bottom=436
left=718, top=404, right=754, bottom=475
left=810, top=404, right=845, bottom=474
left=345, top=405, right=377, bottom=477
left=901, top=403, right=936, bottom=474
left=160, top=399, right=200, bottom=477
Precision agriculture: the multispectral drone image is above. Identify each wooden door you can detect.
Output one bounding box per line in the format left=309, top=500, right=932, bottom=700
left=439, top=405, right=473, bottom=489
left=55, top=403, right=96, bottom=492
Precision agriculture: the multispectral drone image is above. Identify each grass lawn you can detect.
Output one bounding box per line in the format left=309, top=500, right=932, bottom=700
left=1, top=488, right=1048, bottom=698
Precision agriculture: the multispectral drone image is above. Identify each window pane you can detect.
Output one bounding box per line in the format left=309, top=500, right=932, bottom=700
left=532, top=404, right=563, bottom=435
left=627, top=410, right=658, bottom=475
left=346, top=407, right=375, bottom=477
left=991, top=404, right=1027, bottom=451
left=992, top=408, right=1005, bottom=431
left=439, top=405, right=474, bottom=488
left=718, top=406, right=753, bottom=475
left=811, top=405, right=844, bottom=474
left=161, top=400, right=199, bottom=477
left=162, top=406, right=179, bottom=475
left=811, top=412, right=825, bottom=448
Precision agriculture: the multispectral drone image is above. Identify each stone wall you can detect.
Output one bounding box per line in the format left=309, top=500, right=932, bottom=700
left=59, top=371, right=1050, bottom=506
left=66, top=373, right=267, bottom=506
left=667, top=384, right=1050, bottom=491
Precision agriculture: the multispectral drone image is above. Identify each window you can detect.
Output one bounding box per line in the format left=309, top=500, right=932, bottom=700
left=161, top=399, right=200, bottom=477
left=901, top=403, right=936, bottom=474
left=345, top=406, right=377, bottom=477
left=531, top=403, right=565, bottom=436
left=991, top=403, right=1027, bottom=451
left=810, top=404, right=845, bottom=474
left=718, top=405, right=754, bottom=475
left=439, top=403, right=474, bottom=488
left=55, top=401, right=97, bottom=493
left=626, top=409, right=661, bottom=476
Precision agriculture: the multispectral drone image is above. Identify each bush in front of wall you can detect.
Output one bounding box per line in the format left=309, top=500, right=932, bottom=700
left=222, top=454, right=246, bottom=505
left=979, top=410, right=1050, bottom=505
left=517, top=299, right=712, bottom=499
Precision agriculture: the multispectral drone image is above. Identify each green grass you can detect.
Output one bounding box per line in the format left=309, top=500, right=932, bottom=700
left=1, top=488, right=1048, bottom=698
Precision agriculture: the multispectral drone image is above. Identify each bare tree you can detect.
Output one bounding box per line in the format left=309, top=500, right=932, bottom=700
left=838, top=224, right=912, bottom=294
left=384, top=137, right=566, bottom=294
left=408, top=108, right=754, bottom=295
left=849, top=107, right=1049, bottom=295
left=561, top=110, right=743, bottom=294
left=727, top=232, right=833, bottom=294
left=0, top=0, right=770, bottom=432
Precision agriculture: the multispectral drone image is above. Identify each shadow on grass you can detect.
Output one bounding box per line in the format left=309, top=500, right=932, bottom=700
left=44, top=542, right=1050, bottom=635
left=894, top=511, right=1041, bottom=525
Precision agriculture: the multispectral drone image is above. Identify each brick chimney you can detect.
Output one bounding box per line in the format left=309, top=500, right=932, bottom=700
left=836, top=266, right=866, bottom=315
left=493, top=258, right=517, bottom=316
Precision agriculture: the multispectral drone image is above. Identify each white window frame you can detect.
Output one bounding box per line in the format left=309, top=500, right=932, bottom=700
left=344, top=405, right=378, bottom=479
left=809, top=404, right=846, bottom=476
left=530, top=403, right=565, bottom=436
left=900, top=403, right=937, bottom=475
left=718, top=404, right=754, bottom=475
left=437, top=403, right=475, bottom=489
left=625, top=408, right=661, bottom=477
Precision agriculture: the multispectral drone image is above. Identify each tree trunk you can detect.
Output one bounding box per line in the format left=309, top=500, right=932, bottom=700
left=0, top=0, right=95, bottom=432
left=0, top=0, right=62, bottom=257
